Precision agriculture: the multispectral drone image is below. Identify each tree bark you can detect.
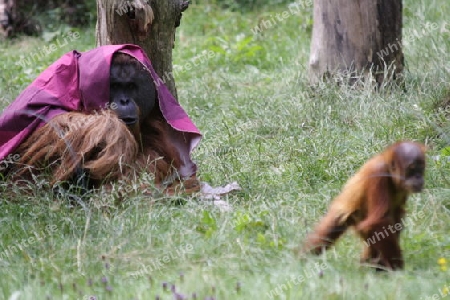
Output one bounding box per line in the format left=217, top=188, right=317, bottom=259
left=309, top=0, right=403, bottom=86
left=96, top=0, right=188, bottom=98
left=0, top=0, right=16, bottom=38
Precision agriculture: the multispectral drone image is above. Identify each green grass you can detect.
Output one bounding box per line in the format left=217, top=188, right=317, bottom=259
left=1, top=1, right=449, bottom=299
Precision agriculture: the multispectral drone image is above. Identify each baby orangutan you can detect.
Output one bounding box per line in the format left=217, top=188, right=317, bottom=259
left=302, top=141, right=426, bottom=270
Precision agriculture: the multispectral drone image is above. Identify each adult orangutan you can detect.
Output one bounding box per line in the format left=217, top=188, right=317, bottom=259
left=0, top=44, right=202, bottom=194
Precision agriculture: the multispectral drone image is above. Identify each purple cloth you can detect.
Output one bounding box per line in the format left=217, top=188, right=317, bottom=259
left=0, top=44, right=201, bottom=177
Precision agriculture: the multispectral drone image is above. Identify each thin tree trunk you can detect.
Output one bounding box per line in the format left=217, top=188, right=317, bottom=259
left=309, top=0, right=403, bottom=86
left=96, top=0, right=188, bottom=98
left=0, top=0, right=16, bottom=38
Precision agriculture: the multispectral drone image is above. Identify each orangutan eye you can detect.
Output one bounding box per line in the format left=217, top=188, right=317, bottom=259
left=406, top=162, right=424, bottom=177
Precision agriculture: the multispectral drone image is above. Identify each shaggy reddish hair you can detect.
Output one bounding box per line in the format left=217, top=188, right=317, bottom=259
left=11, top=109, right=197, bottom=193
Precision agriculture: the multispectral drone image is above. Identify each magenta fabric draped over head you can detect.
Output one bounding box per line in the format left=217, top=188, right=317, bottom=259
left=0, top=44, right=201, bottom=177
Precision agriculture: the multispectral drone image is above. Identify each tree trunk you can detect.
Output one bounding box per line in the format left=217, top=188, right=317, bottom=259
left=96, top=0, right=188, bottom=98
left=309, top=0, right=403, bottom=86
left=0, top=0, right=16, bottom=38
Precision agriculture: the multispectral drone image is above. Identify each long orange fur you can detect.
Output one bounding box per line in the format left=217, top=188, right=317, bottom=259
left=11, top=109, right=198, bottom=193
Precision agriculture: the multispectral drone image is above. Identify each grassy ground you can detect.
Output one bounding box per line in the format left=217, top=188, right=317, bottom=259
left=0, top=1, right=449, bottom=299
